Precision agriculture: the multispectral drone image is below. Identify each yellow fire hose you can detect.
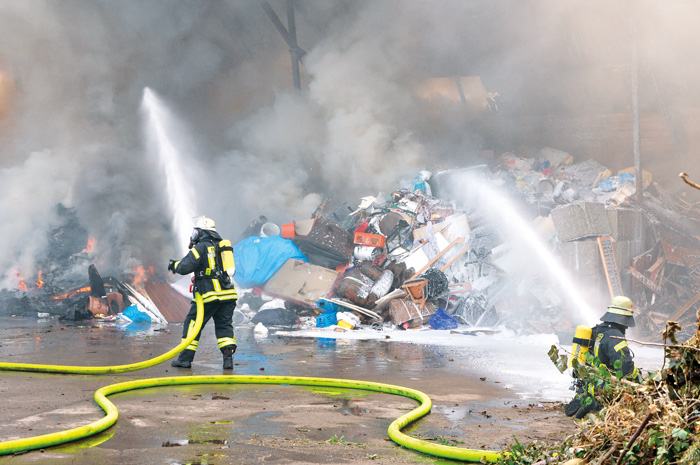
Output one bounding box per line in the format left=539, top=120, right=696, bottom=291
left=0, top=292, right=502, bottom=463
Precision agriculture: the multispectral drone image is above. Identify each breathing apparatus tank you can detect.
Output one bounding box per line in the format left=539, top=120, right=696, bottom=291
left=569, top=325, right=593, bottom=368
left=218, top=239, right=235, bottom=279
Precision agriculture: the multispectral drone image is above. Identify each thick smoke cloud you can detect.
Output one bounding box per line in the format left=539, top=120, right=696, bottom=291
left=0, top=0, right=697, bottom=289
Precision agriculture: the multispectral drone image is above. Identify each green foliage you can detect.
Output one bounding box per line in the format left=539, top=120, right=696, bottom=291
left=496, top=437, right=566, bottom=464
left=327, top=435, right=345, bottom=444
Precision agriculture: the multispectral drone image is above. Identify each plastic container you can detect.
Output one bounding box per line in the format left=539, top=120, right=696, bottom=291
left=260, top=222, right=281, bottom=237
left=281, top=222, right=296, bottom=239
left=316, top=312, right=337, bottom=328
left=427, top=307, right=458, bottom=330
left=353, top=231, right=386, bottom=248
left=316, top=298, right=340, bottom=314
left=232, top=309, right=249, bottom=325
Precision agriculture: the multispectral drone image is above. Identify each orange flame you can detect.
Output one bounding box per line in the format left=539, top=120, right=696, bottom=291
left=83, top=237, right=96, bottom=254
left=52, top=286, right=91, bottom=300
left=130, top=266, right=154, bottom=292
left=14, top=270, right=27, bottom=291
left=35, top=270, right=44, bottom=288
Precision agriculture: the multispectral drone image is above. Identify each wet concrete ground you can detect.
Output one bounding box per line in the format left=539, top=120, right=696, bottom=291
left=0, top=316, right=577, bottom=464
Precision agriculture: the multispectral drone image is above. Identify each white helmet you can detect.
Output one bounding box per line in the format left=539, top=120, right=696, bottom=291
left=190, top=216, right=217, bottom=246
left=193, top=216, right=216, bottom=231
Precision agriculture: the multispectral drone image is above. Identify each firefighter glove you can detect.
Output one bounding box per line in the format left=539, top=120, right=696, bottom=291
left=168, top=260, right=176, bottom=273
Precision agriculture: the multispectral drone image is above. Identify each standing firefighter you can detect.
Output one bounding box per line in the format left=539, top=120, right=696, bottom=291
left=168, top=216, right=238, bottom=369
left=566, top=295, right=642, bottom=418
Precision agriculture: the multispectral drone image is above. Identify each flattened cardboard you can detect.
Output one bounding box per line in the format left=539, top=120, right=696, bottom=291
left=262, top=259, right=340, bottom=308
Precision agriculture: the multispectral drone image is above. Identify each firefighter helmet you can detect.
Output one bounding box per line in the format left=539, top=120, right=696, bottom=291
left=601, top=295, right=635, bottom=327
left=193, top=216, right=216, bottom=231
left=190, top=216, right=217, bottom=246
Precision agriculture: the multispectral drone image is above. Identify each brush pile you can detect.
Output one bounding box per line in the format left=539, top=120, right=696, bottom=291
left=501, top=318, right=700, bottom=464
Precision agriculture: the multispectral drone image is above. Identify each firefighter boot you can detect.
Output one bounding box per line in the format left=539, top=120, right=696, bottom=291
left=171, top=349, right=195, bottom=368
left=222, top=345, right=236, bottom=370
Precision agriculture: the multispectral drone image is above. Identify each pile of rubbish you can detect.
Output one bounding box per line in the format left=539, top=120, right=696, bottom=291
left=3, top=148, right=699, bottom=340
left=232, top=147, right=700, bottom=340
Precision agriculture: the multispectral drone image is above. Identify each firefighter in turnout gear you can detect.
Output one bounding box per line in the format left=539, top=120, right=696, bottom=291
left=565, top=295, right=642, bottom=418
left=168, top=216, right=238, bottom=369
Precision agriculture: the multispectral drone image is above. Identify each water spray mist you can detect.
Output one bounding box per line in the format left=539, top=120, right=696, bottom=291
left=443, top=170, right=598, bottom=326
left=141, top=88, right=196, bottom=256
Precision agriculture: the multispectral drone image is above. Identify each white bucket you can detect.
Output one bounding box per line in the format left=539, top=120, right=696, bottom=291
left=260, top=222, right=281, bottom=237
left=232, top=309, right=249, bottom=326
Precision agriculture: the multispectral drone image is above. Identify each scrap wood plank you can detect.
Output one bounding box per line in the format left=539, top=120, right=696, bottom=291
left=626, top=266, right=666, bottom=296
left=329, top=298, right=382, bottom=321
left=373, top=288, right=406, bottom=312
left=408, top=237, right=468, bottom=280
left=658, top=290, right=700, bottom=336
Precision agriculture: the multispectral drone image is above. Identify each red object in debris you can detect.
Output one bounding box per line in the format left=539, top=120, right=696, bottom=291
left=371, top=254, right=388, bottom=267
left=354, top=231, right=386, bottom=248
left=355, top=220, right=369, bottom=234
left=281, top=222, right=295, bottom=239
left=542, top=168, right=552, bottom=176
left=252, top=287, right=264, bottom=296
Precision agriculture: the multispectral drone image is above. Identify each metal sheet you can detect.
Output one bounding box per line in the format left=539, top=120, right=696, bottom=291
left=144, top=282, right=191, bottom=323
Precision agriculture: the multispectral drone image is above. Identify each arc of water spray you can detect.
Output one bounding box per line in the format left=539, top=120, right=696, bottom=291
left=141, top=87, right=196, bottom=256
left=454, top=173, right=597, bottom=326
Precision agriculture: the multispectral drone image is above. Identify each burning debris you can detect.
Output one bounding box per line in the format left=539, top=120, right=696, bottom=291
left=0, top=204, right=174, bottom=325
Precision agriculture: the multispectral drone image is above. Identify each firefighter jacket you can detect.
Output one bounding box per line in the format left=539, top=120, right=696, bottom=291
left=171, top=232, right=238, bottom=304
left=591, top=323, right=641, bottom=382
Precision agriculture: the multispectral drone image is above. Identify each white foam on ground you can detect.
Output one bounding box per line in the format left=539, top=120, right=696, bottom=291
left=277, top=325, right=665, bottom=402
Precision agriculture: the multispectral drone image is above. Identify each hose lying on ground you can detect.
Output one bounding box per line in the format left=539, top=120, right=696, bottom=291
left=0, top=292, right=502, bottom=463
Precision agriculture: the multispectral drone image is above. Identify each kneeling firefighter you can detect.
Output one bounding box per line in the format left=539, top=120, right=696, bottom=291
left=566, top=295, right=642, bottom=418
left=168, top=216, right=238, bottom=369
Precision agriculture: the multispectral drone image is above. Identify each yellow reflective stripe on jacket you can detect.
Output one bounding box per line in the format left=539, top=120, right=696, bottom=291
left=614, top=341, right=628, bottom=352
left=191, top=247, right=200, bottom=259
left=207, top=246, right=216, bottom=273
left=630, top=365, right=639, bottom=380
left=200, top=289, right=238, bottom=303
left=594, top=333, right=605, bottom=358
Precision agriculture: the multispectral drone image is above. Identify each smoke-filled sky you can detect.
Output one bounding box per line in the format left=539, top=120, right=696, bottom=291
left=0, top=0, right=698, bottom=287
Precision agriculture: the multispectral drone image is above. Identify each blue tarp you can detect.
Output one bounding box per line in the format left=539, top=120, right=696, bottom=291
left=122, top=304, right=152, bottom=323
left=233, top=235, right=308, bottom=288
